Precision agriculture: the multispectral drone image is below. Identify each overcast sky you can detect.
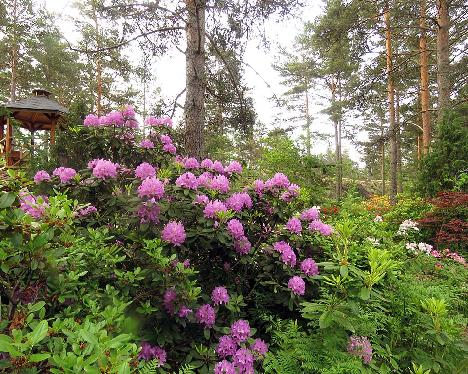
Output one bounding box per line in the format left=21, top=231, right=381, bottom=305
left=43, top=0, right=365, bottom=163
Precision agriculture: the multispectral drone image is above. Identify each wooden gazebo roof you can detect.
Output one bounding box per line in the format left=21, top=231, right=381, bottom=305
left=1, top=89, right=68, bottom=131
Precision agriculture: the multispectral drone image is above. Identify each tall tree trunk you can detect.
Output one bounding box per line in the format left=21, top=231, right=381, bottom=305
left=419, top=0, right=431, bottom=154
left=380, top=117, right=386, bottom=195
left=184, top=0, right=206, bottom=158
left=92, top=1, right=103, bottom=116
left=436, top=0, right=450, bottom=122
left=305, top=87, right=311, bottom=156
left=384, top=2, right=397, bottom=204
left=330, top=79, right=342, bottom=200
left=395, top=87, right=402, bottom=193
left=9, top=0, right=18, bottom=101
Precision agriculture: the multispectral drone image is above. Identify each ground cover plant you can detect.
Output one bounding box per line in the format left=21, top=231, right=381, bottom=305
left=1, top=106, right=467, bottom=373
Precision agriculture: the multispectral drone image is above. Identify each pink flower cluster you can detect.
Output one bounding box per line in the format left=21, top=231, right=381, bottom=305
left=161, top=221, right=186, bottom=246
left=210, top=175, right=230, bottom=193
left=204, top=200, right=227, bottom=219
left=138, top=342, right=167, bottom=366
left=33, top=170, right=50, bottom=184
left=225, top=192, right=252, bottom=212
left=300, top=258, right=319, bottom=276
left=224, top=161, right=242, bottom=174
left=145, top=116, right=173, bottom=127
left=211, top=286, right=230, bottom=305
left=300, top=207, right=320, bottom=221
left=285, top=217, right=302, bottom=234
left=196, top=304, right=216, bottom=328
left=176, top=172, right=199, bottom=190
left=407, top=243, right=467, bottom=267
left=53, top=167, right=76, bottom=183
left=84, top=105, right=137, bottom=128
left=92, top=159, right=118, bottom=179
left=140, top=139, right=155, bottom=149
left=308, top=220, right=333, bottom=236
left=78, top=205, right=97, bottom=217
left=288, top=276, right=305, bottom=295
left=227, top=219, right=244, bottom=239
left=137, top=201, right=160, bottom=223
left=273, top=241, right=297, bottom=267
left=135, top=162, right=156, bottom=180
left=234, top=236, right=252, bottom=255
left=160, top=134, right=176, bottom=154
left=214, top=320, right=268, bottom=373
left=137, top=177, right=165, bottom=199
left=183, top=157, right=199, bottom=169
left=19, top=191, right=48, bottom=219
left=347, top=336, right=372, bottom=364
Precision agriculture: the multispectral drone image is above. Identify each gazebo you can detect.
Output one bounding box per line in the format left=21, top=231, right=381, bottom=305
left=0, top=89, right=68, bottom=167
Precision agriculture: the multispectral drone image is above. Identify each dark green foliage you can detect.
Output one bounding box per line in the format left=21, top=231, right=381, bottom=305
left=417, top=106, right=468, bottom=196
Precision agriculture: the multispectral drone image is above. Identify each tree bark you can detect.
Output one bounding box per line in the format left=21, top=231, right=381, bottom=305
left=380, top=116, right=386, bottom=195
left=330, top=79, right=342, bottom=200
left=184, top=0, right=206, bottom=158
left=436, top=0, right=450, bottom=122
left=395, top=87, right=402, bottom=193
left=9, top=0, right=18, bottom=101
left=92, top=1, right=103, bottom=116
left=419, top=0, right=431, bottom=154
left=304, top=86, right=311, bottom=156
left=384, top=2, right=397, bottom=204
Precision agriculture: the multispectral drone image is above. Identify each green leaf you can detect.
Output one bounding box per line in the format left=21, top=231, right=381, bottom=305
left=106, top=334, right=130, bottom=349
left=117, top=362, right=130, bottom=374
left=339, top=265, right=348, bottom=277
left=29, top=353, right=51, bottom=362
left=203, top=329, right=210, bottom=340
left=359, top=287, right=371, bottom=300
left=27, top=320, right=49, bottom=346
left=319, top=311, right=332, bottom=329
left=0, top=192, right=15, bottom=208
left=80, top=331, right=99, bottom=346
left=28, top=301, right=46, bottom=313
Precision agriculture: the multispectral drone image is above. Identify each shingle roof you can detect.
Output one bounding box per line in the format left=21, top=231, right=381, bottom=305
left=4, top=90, right=68, bottom=114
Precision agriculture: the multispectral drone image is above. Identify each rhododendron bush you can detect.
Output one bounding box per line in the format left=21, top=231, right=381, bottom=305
left=1, top=106, right=467, bottom=373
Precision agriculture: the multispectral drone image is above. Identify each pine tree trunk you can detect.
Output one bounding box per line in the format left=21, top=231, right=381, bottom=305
left=9, top=0, right=18, bottom=101
left=420, top=0, right=431, bottom=154
left=384, top=2, right=397, bottom=204
left=92, top=2, right=103, bottom=116
left=436, top=0, right=450, bottom=123
left=305, top=88, right=311, bottom=156
left=380, top=118, right=386, bottom=195
left=395, top=87, right=402, bottom=193
left=184, top=0, right=206, bottom=158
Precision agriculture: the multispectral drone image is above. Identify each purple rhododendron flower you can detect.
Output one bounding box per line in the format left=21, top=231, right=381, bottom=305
left=347, top=336, right=373, bottom=364
left=178, top=305, right=193, bottom=318
left=216, top=335, right=237, bottom=358
left=163, top=143, right=176, bottom=154
left=138, top=342, right=167, bottom=366
left=196, top=304, right=216, bottom=328
left=250, top=338, right=268, bottom=356
left=176, top=172, right=199, bottom=190
left=300, top=207, right=320, bottom=221
left=161, top=221, right=186, bottom=246
left=137, top=200, right=160, bottom=224
left=285, top=217, right=302, bottom=234
left=233, top=348, right=254, bottom=373
left=253, top=179, right=265, bottom=194
left=204, top=200, right=228, bottom=219
left=280, top=246, right=297, bottom=267
left=227, top=219, right=245, bottom=240
left=301, top=258, right=319, bottom=276
left=265, top=172, right=290, bottom=189
left=78, top=205, right=97, bottom=217
left=214, top=360, right=236, bottom=374
left=92, top=159, right=118, bottom=179
left=160, top=134, right=173, bottom=144
left=137, top=177, right=165, bottom=199
left=211, top=286, right=230, bottom=305
left=224, top=160, right=242, bottom=174
left=140, top=139, right=155, bottom=149
left=234, top=236, right=252, bottom=255
left=33, top=170, right=50, bottom=184
left=212, top=160, right=225, bottom=173
left=210, top=175, right=230, bottom=193
left=308, top=220, right=333, bottom=236
left=135, top=162, right=156, bottom=180
left=163, top=288, right=177, bottom=314
left=230, top=320, right=250, bottom=343
left=194, top=194, right=209, bottom=205
left=201, top=158, right=214, bottom=169
left=184, top=157, right=199, bottom=169
left=19, top=191, right=48, bottom=219
left=225, top=192, right=252, bottom=212
left=197, top=171, right=213, bottom=187
left=288, top=276, right=305, bottom=295
left=53, top=167, right=76, bottom=183
left=83, top=114, right=100, bottom=126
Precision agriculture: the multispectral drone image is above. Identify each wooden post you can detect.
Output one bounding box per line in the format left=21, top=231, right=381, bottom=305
left=50, top=120, right=56, bottom=145
left=5, top=117, right=13, bottom=166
